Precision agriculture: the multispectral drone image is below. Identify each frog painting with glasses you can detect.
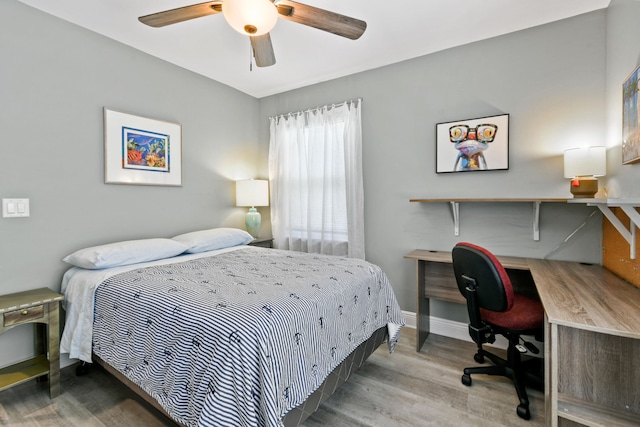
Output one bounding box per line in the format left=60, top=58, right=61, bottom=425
left=449, top=123, right=498, bottom=171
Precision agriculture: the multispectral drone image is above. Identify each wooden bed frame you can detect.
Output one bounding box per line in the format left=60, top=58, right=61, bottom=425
left=85, top=326, right=388, bottom=426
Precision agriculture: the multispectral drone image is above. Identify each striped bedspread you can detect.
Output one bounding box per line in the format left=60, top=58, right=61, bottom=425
left=91, top=247, right=404, bottom=427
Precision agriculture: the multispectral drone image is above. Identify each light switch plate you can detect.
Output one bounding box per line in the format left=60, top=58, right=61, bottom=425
left=2, top=198, right=30, bottom=218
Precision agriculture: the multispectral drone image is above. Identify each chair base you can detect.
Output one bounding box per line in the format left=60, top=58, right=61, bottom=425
left=461, top=347, right=543, bottom=420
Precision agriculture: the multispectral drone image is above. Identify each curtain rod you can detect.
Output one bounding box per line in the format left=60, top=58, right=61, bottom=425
left=269, top=97, right=362, bottom=120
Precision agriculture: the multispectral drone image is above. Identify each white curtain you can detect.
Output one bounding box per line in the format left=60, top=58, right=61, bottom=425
left=268, top=99, right=365, bottom=259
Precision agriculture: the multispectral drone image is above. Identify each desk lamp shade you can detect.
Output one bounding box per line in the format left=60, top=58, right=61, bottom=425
left=236, top=179, right=269, bottom=237
left=563, top=146, right=606, bottom=198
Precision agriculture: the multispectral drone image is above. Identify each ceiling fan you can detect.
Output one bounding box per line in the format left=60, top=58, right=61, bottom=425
left=138, top=0, right=367, bottom=68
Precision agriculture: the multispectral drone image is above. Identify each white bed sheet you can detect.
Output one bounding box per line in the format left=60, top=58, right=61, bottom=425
left=60, top=245, right=246, bottom=362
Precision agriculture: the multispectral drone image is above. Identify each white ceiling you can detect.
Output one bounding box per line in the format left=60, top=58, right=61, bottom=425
left=19, top=0, right=610, bottom=98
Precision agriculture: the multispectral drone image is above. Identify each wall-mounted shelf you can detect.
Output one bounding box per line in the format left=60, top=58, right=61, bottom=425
left=410, top=198, right=568, bottom=241
left=568, top=198, right=640, bottom=259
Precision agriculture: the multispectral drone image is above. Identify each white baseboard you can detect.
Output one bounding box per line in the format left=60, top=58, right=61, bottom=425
left=401, top=310, right=509, bottom=350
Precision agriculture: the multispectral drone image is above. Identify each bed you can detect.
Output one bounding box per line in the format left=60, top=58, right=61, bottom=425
left=60, top=229, right=404, bottom=427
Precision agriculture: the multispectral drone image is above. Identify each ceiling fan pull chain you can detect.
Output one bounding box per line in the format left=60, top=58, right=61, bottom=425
left=249, top=43, right=253, bottom=72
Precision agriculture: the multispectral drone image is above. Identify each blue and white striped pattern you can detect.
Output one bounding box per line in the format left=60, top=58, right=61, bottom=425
left=92, top=247, right=404, bottom=427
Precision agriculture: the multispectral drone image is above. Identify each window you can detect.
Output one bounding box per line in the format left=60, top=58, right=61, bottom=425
left=268, top=99, right=364, bottom=258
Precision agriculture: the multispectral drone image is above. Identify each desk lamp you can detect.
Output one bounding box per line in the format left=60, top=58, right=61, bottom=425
left=236, top=179, right=269, bottom=237
left=563, top=146, right=606, bottom=198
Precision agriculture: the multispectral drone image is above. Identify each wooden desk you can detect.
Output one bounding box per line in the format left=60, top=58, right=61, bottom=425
left=404, top=250, right=533, bottom=353
left=405, top=250, right=640, bottom=426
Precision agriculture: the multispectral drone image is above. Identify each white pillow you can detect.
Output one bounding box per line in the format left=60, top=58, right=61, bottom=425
left=63, top=238, right=188, bottom=269
left=172, top=228, right=254, bottom=254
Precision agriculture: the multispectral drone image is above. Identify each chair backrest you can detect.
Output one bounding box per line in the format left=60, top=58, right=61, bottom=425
left=452, top=242, right=514, bottom=312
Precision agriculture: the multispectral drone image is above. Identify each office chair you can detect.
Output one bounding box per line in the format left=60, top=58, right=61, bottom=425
left=451, top=242, right=544, bottom=420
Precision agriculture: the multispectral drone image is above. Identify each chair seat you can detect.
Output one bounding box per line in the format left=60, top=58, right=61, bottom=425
left=481, top=294, right=543, bottom=331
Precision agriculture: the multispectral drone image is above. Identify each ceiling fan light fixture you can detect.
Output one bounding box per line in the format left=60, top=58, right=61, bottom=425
left=223, top=0, right=278, bottom=36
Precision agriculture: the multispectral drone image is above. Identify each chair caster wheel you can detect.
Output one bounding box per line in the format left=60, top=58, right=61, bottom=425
left=517, top=404, right=531, bottom=420
left=461, top=374, right=472, bottom=386
left=474, top=353, right=485, bottom=363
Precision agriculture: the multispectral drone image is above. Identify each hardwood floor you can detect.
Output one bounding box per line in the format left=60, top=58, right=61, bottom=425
left=0, top=329, right=544, bottom=426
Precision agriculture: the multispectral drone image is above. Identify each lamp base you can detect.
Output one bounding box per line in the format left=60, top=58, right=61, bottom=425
left=245, top=207, right=261, bottom=237
left=569, top=177, right=598, bottom=198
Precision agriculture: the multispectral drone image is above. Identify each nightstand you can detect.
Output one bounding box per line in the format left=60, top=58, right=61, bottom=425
left=0, top=288, right=64, bottom=398
left=248, top=237, right=274, bottom=248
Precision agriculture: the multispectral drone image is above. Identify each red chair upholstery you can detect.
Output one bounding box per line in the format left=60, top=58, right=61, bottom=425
left=452, top=242, right=544, bottom=420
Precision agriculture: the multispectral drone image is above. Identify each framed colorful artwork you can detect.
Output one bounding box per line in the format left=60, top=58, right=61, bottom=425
left=436, top=113, right=509, bottom=173
left=104, top=108, right=182, bottom=186
left=622, top=64, right=640, bottom=164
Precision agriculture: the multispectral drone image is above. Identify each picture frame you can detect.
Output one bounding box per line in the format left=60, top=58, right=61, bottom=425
left=104, top=108, right=182, bottom=186
left=436, top=113, right=509, bottom=173
left=622, top=64, right=640, bottom=164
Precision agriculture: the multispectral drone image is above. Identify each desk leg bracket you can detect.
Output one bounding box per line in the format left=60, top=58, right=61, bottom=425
left=595, top=204, right=639, bottom=259
left=533, top=201, right=541, bottom=241
left=450, top=202, right=460, bottom=237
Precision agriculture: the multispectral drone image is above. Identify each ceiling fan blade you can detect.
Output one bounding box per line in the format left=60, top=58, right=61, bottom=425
left=250, top=34, right=276, bottom=67
left=275, top=0, right=366, bottom=40
left=139, top=1, right=223, bottom=28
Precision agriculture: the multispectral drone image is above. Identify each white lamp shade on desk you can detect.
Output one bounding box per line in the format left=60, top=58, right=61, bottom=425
left=236, top=179, right=269, bottom=237
left=563, top=146, right=606, bottom=198
left=563, top=146, right=606, bottom=178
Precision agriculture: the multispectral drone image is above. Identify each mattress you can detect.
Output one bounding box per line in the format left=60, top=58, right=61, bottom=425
left=60, top=246, right=404, bottom=427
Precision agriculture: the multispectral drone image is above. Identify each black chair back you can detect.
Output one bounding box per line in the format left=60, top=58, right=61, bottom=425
left=452, top=242, right=513, bottom=312
left=452, top=242, right=515, bottom=345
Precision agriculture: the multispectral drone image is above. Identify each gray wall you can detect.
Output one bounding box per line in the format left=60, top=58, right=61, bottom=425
left=0, top=1, right=260, bottom=366
left=259, top=10, right=608, bottom=321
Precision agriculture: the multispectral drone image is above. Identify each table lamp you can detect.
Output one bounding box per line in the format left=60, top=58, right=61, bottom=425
left=236, top=179, right=269, bottom=237
left=563, top=146, right=606, bottom=198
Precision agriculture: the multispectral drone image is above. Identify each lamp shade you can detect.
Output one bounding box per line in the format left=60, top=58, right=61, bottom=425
left=563, top=146, right=606, bottom=178
left=223, top=0, right=278, bottom=36
left=236, top=179, right=269, bottom=207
